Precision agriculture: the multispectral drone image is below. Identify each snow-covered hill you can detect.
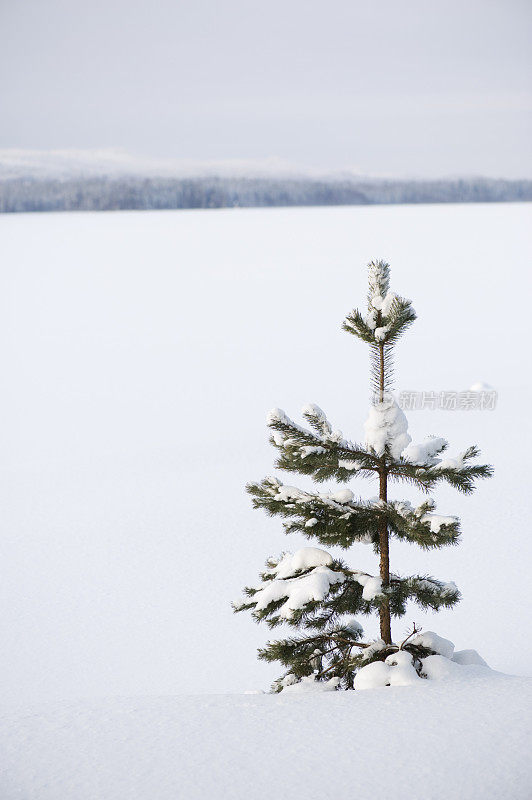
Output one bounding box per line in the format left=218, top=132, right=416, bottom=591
left=1, top=149, right=530, bottom=212
left=0, top=148, right=321, bottom=180
left=1, top=668, right=530, bottom=800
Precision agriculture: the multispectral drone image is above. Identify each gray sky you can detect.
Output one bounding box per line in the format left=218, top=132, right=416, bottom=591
left=1, top=0, right=531, bottom=177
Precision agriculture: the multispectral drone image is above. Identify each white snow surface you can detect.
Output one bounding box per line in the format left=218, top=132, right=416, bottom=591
left=420, top=654, right=490, bottom=681
left=352, top=631, right=485, bottom=691
left=432, top=453, right=466, bottom=471
left=470, top=381, right=495, bottom=392
left=281, top=674, right=340, bottom=693
left=1, top=203, right=531, bottom=799
left=452, top=648, right=488, bottom=666
left=410, top=630, right=455, bottom=658
left=252, top=565, right=344, bottom=618
left=402, top=436, right=447, bottom=465
left=353, top=642, right=500, bottom=692
left=419, top=512, right=457, bottom=533
left=338, top=458, right=360, bottom=470
left=263, top=477, right=359, bottom=512
left=0, top=202, right=531, bottom=707
left=354, top=573, right=384, bottom=600
left=330, top=487, right=354, bottom=504
left=269, top=547, right=333, bottom=578
left=1, top=674, right=530, bottom=800
left=360, top=638, right=387, bottom=661
left=354, top=650, right=422, bottom=688
left=370, top=291, right=396, bottom=318
left=301, top=402, right=330, bottom=429
left=374, top=325, right=389, bottom=341
left=364, top=394, right=411, bottom=459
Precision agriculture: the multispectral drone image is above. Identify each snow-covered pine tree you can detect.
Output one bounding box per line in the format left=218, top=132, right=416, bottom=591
left=234, top=260, right=492, bottom=691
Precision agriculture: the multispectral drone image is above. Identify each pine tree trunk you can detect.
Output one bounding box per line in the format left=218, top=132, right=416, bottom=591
left=377, top=341, right=392, bottom=644
left=378, top=467, right=392, bottom=644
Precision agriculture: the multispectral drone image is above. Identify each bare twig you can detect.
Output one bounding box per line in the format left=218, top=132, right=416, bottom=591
left=399, top=622, right=421, bottom=650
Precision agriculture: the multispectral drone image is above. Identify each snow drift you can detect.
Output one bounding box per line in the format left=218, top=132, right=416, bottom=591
left=0, top=670, right=530, bottom=800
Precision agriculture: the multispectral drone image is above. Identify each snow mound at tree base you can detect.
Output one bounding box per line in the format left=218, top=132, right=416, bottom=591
left=1, top=671, right=530, bottom=800
left=353, top=632, right=489, bottom=691
left=354, top=651, right=491, bottom=690
left=279, top=631, right=490, bottom=693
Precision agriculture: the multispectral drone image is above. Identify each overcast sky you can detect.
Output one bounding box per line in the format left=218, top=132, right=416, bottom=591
left=1, top=0, right=531, bottom=177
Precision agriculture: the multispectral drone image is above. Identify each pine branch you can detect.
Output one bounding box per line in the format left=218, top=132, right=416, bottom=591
left=267, top=409, right=380, bottom=483
left=368, top=259, right=391, bottom=297
left=246, top=477, right=382, bottom=548
left=342, top=309, right=376, bottom=343
left=343, top=260, right=416, bottom=356
left=385, top=499, right=461, bottom=549
left=388, top=453, right=494, bottom=494
left=387, top=574, right=461, bottom=616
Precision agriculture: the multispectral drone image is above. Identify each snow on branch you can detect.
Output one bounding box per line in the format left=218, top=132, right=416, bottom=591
left=387, top=574, right=461, bottom=616
left=234, top=547, right=390, bottom=628
left=368, top=259, right=391, bottom=299
left=235, top=546, right=459, bottom=633
left=402, top=437, right=448, bottom=466
left=364, top=394, right=411, bottom=460
left=390, top=445, right=493, bottom=493
left=387, top=499, right=461, bottom=549
left=267, top=400, right=491, bottom=496
left=246, top=477, right=382, bottom=548
left=266, top=406, right=379, bottom=483
left=301, top=403, right=333, bottom=437
left=265, top=547, right=334, bottom=579
left=343, top=261, right=416, bottom=347
left=250, top=566, right=345, bottom=620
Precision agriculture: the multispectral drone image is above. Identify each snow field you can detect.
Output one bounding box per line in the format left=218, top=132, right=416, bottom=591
left=0, top=202, right=530, bottom=703
left=1, top=201, right=531, bottom=799
left=0, top=672, right=530, bottom=800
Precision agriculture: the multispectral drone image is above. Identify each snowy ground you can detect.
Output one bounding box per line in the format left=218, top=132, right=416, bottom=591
left=0, top=202, right=531, bottom=797
left=1, top=670, right=531, bottom=800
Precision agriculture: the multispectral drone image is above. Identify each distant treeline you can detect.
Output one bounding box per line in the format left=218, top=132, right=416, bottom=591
left=1, top=176, right=531, bottom=213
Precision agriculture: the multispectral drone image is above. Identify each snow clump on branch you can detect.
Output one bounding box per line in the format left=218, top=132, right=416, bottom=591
left=252, top=565, right=345, bottom=619
left=269, top=547, right=333, bottom=579
left=364, top=395, right=411, bottom=459
left=402, top=437, right=447, bottom=466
